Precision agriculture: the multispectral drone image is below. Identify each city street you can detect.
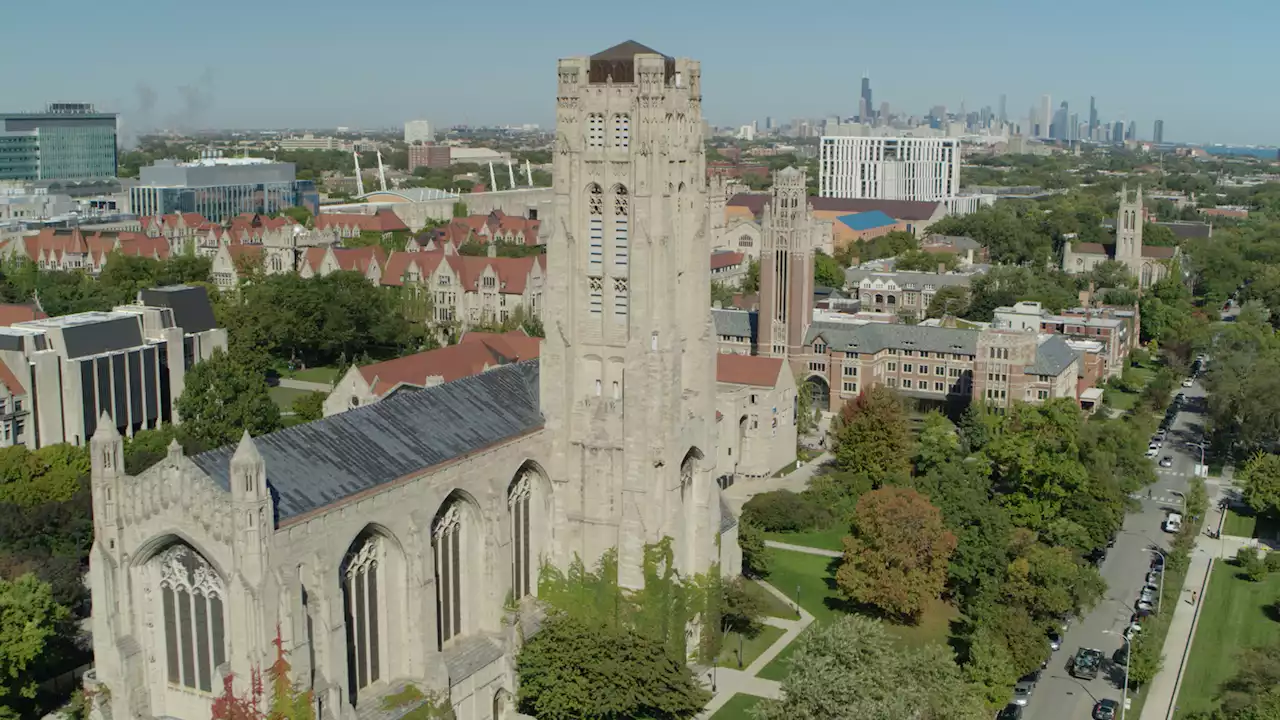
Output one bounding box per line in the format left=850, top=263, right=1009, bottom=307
left=1026, top=377, right=1208, bottom=720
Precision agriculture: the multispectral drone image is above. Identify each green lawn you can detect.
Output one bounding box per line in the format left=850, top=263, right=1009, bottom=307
left=764, top=527, right=847, bottom=553
left=749, top=579, right=799, bottom=620
left=1105, top=388, right=1139, bottom=412
left=716, top=624, right=785, bottom=669
left=709, top=693, right=767, bottom=719
left=268, top=386, right=314, bottom=410
left=1222, top=507, right=1280, bottom=541
left=282, top=365, right=338, bottom=384
left=757, top=548, right=956, bottom=681
left=1174, top=562, right=1280, bottom=718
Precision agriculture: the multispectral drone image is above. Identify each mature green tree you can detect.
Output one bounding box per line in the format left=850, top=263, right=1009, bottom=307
left=987, top=400, right=1090, bottom=531
left=756, top=616, right=987, bottom=720
left=516, top=614, right=710, bottom=720
left=965, top=266, right=1080, bottom=321
left=896, top=250, right=958, bottom=272
left=1219, top=642, right=1280, bottom=717
left=0, top=444, right=89, bottom=508
left=741, top=258, right=760, bottom=294
left=1126, top=631, right=1164, bottom=688
left=1002, top=530, right=1105, bottom=621
left=0, top=574, right=68, bottom=715
left=1238, top=453, right=1280, bottom=516
left=123, top=424, right=183, bottom=475
left=849, top=230, right=918, bottom=264
left=925, top=285, right=970, bottom=319
left=814, top=250, right=845, bottom=289
left=176, top=348, right=282, bottom=448
left=961, top=626, right=1020, bottom=709
left=795, top=380, right=816, bottom=435
left=710, top=281, right=735, bottom=308
left=738, top=517, right=771, bottom=578
left=291, top=392, right=326, bottom=424
left=914, top=412, right=960, bottom=475
left=1089, top=259, right=1137, bottom=289
left=912, top=457, right=1011, bottom=608
left=831, top=386, right=912, bottom=481
left=836, top=487, right=957, bottom=622
left=721, top=577, right=766, bottom=637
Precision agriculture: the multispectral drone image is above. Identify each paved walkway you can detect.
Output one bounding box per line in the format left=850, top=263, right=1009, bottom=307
left=276, top=377, right=334, bottom=392
left=763, top=540, right=841, bottom=558
left=720, top=452, right=832, bottom=515
left=1139, top=481, right=1261, bottom=720
left=698, top=579, right=814, bottom=718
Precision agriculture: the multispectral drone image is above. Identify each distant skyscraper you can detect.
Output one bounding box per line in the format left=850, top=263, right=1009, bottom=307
left=404, top=119, right=433, bottom=144
left=1040, top=95, right=1052, bottom=138
left=1153, top=119, right=1164, bottom=144
left=1068, top=113, right=1080, bottom=142
left=861, top=75, right=873, bottom=121
left=879, top=102, right=890, bottom=124
left=1112, top=121, right=1125, bottom=144
left=999, top=94, right=1007, bottom=125
left=1052, top=101, right=1068, bottom=140
left=1088, top=96, right=1098, bottom=136
left=1127, top=120, right=1136, bottom=141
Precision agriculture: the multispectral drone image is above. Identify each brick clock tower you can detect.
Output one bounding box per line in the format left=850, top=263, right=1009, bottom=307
left=540, top=41, right=721, bottom=588
left=759, top=167, right=817, bottom=359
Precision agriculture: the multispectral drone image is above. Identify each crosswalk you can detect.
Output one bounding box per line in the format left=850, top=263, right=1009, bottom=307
left=1129, top=492, right=1183, bottom=505
left=1156, top=469, right=1191, bottom=478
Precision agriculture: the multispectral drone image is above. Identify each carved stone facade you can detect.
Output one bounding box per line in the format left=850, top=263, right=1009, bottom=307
left=87, top=42, right=729, bottom=720
left=1061, top=184, right=1178, bottom=289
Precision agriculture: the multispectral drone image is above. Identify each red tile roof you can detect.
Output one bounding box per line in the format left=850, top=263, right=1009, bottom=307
left=0, top=362, right=25, bottom=396
left=358, top=332, right=541, bottom=397
left=315, top=209, right=408, bottom=233
left=716, top=354, right=783, bottom=387
left=0, top=304, right=46, bottom=327
left=711, top=251, right=745, bottom=270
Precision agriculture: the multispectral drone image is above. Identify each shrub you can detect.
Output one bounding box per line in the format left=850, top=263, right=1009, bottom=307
left=742, top=490, right=831, bottom=533
left=1236, top=547, right=1268, bottom=581
left=1266, top=552, right=1280, bottom=574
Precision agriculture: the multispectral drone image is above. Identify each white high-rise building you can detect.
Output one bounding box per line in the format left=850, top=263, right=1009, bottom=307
left=403, top=119, right=433, bottom=144
left=818, top=136, right=961, bottom=203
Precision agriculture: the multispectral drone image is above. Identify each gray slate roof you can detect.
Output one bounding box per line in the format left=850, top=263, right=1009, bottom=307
left=193, top=360, right=542, bottom=523
left=712, top=308, right=758, bottom=339
left=1026, top=335, right=1078, bottom=377
left=443, top=635, right=505, bottom=684
left=844, top=269, right=980, bottom=289
left=804, top=322, right=978, bottom=355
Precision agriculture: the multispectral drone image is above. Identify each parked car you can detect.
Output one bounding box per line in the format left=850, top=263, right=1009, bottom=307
left=1152, top=554, right=1166, bottom=571
left=1125, top=622, right=1142, bottom=640
left=1164, top=513, right=1183, bottom=533
left=1160, top=456, right=1174, bottom=467
left=1094, top=698, right=1120, bottom=720
left=1012, top=677, right=1035, bottom=706
left=1071, top=648, right=1104, bottom=679
left=1114, top=644, right=1129, bottom=667
left=998, top=703, right=1024, bottom=720
left=1139, top=588, right=1156, bottom=603
left=1147, top=570, right=1162, bottom=585
left=1134, top=605, right=1154, bottom=620
left=1182, top=378, right=1194, bottom=387
left=1048, top=631, right=1062, bottom=651
left=1136, top=599, right=1155, bottom=613
left=1146, top=447, right=1159, bottom=459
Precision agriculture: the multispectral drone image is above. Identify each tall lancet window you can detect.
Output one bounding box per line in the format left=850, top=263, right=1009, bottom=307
left=588, top=184, right=604, bottom=271
left=587, top=113, right=605, bottom=149
left=612, top=185, right=629, bottom=269
left=509, top=472, right=533, bottom=600
left=342, top=534, right=383, bottom=692
left=158, top=544, right=226, bottom=693
left=612, top=114, right=630, bottom=150
left=434, top=503, right=464, bottom=645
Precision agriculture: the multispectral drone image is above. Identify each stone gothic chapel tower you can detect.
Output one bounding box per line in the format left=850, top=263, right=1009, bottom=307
left=540, top=41, right=721, bottom=589
left=1116, top=183, right=1144, bottom=279
left=759, top=167, right=816, bottom=359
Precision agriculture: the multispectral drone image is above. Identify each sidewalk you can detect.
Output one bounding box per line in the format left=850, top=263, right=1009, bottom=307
left=698, top=579, right=814, bottom=718
left=720, top=452, right=831, bottom=515
left=1139, top=484, right=1257, bottom=720
left=763, top=540, right=841, bottom=558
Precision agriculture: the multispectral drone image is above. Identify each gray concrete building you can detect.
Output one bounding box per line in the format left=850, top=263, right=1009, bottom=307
left=0, top=285, right=226, bottom=448
left=0, top=103, right=118, bottom=181
left=130, top=157, right=319, bottom=221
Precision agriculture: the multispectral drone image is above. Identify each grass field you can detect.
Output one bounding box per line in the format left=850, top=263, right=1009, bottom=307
left=709, top=693, right=767, bottom=719
left=716, top=624, right=785, bottom=669
left=268, top=386, right=313, bottom=411
left=280, top=365, right=338, bottom=384
left=749, top=579, right=800, bottom=620
left=757, top=548, right=956, bottom=681
left=1222, top=507, right=1280, bottom=541
left=763, top=527, right=847, bottom=553
left=1173, top=561, right=1280, bottom=718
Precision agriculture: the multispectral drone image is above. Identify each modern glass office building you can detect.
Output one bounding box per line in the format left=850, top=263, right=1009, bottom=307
left=0, top=103, right=118, bottom=180
left=130, top=158, right=319, bottom=221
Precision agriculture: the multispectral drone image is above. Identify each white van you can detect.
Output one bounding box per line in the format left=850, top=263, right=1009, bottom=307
left=1163, top=512, right=1183, bottom=533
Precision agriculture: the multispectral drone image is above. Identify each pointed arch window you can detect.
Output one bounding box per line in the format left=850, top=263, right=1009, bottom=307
left=587, top=113, right=605, bottom=149
left=157, top=544, right=226, bottom=693
left=434, top=504, right=464, bottom=645
left=588, top=184, right=604, bottom=270
left=342, top=534, right=383, bottom=692
left=612, top=114, right=630, bottom=150
left=612, top=185, right=629, bottom=269
left=509, top=473, right=533, bottom=599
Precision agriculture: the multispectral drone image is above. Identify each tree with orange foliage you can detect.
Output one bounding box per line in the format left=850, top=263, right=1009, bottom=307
left=210, top=669, right=263, bottom=720
left=835, top=486, right=957, bottom=623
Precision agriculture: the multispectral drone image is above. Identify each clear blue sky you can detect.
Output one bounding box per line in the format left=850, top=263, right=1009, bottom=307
left=3, top=0, right=1273, bottom=145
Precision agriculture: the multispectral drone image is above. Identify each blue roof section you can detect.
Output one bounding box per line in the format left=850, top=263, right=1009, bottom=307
left=193, top=360, right=543, bottom=524
left=836, top=210, right=898, bottom=232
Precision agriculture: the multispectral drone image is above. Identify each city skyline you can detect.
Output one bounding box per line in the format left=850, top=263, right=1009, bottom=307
left=3, top=0, right=1275, bottom=145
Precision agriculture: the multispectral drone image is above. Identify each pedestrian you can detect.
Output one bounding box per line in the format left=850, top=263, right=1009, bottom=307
left=1191, top=591, right=1198, bottom=604
left=1148, top=488, right=1153, bottom=499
